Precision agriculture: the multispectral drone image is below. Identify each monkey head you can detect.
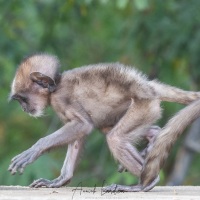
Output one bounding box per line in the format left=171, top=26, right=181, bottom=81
left=9, top=54, right=60, bottom=117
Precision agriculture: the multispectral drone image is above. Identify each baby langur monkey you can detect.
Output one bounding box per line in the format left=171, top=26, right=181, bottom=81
left=8, top=53, right=200, bottom=191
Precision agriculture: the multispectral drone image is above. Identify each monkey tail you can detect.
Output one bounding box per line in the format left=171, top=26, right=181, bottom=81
left=140, top=98, right=200, bottom=188
left=149, top=80, right=200, bottom=104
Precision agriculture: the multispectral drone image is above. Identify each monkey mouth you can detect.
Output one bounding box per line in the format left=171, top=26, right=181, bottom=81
left=28, top=108, right=44, bottom=118
left=29, top=109, right=36, bottom=115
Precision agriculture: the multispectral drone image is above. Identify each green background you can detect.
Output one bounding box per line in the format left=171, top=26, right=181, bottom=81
left=0, top=0, right=200, bottom=187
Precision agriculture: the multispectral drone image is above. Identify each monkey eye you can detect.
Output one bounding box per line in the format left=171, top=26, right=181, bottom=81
left=20, top=96, right=28, bottom=103
left=12, top=94, right=28, bottom=103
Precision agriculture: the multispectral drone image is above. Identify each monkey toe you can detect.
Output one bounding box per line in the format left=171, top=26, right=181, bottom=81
left=116, top=185, right=142, bottom=192
left=103, top=184, right=142, bottom=192
left=103, top=184, right=118, bottom=192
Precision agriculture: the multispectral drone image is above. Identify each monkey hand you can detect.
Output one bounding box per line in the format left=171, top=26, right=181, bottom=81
left=8, top=147, right=41, bottom=175
left=30, top=175, right=71, bottom=188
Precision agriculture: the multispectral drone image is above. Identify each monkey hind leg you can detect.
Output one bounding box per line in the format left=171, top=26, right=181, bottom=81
left=105, top=130, right=160, bottom=192
left=105, top=128, right=147, bottom=192
left=105, top=126, right=161, bottom=192
left=107, top=132, right=144, bottom=176
left=104, top=99, right=161, bottom=192
left=117, top=125, right=161, bottom=173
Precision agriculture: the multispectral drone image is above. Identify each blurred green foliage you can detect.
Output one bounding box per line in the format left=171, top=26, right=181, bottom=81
left=0, top=0, right=200, bottom=187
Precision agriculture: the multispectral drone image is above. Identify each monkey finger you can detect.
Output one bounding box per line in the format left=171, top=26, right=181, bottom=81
left=30, top=178, right=44, bottom=187
left=8, top=162, right=19, bottom=173
left=9, top=154, right=32, bottom=174
left=19, top=167, right=24, bottom=175
left=32, top=182, right=48, bottom=188
left=8, top=164, right=13, bottom=172
left=11, top=149, right=30, bottom=163
left=9, top=156, right=25, bottom=171
left=18, top=161, right=31, bottom=175
left=11, top=154, right=25, bottom=163
left=9, top=166, right=19, bottom=175
left=10, top=154, right=30, bottom=170
left=9, top=161, right=24, bottom=175
left=30, top=178, right=52, bottom=188
left=11, top=151, right=39, bottom=174
left=30, top=176, right=71, bottom=188
left=8, top=166, right=17, bottom=175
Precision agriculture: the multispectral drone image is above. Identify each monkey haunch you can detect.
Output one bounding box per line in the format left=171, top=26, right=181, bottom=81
left=9, top=53, right=200, bottom=191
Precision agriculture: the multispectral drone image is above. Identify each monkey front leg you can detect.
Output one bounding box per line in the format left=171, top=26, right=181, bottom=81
left=8, top=120, right=93, bottom=176
left=30, top=138, right=85, bottom=188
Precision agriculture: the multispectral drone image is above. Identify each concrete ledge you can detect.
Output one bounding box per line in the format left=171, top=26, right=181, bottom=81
left=0, top=186, right=200, bottom=200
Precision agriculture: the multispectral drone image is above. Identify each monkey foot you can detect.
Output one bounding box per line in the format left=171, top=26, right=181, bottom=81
left=30, top=176, right=71, bottom=188
left=103, top=184, right=142, bottom=192
left=103, top=176, right=160, bottom=192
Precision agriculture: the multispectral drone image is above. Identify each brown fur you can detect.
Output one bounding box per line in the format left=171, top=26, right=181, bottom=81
left=141, top=98, right=200, bottom=188
left=8, top=53, right=200, bottom=190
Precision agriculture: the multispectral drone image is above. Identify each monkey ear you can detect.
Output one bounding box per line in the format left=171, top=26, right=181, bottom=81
left=30, top=72, right=56, bottom=92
